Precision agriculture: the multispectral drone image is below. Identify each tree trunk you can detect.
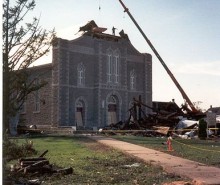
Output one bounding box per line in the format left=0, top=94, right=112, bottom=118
left=39, top=150, right=48, bottom=157
left=3, top=68, right=10, bottom=134
left=3, top=0, right=10, bottom=135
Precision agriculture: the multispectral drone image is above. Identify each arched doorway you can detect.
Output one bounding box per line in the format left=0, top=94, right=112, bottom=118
left=75, top=99, right=85, bottom=127
left=107, top=95, right=118, bottom=125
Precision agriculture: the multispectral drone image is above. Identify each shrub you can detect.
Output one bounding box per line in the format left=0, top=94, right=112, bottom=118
left=3, top=134, right=37, bottom=161
left=198, top=119, right=207, bottom=139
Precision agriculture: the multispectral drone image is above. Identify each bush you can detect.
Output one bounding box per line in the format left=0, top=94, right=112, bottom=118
left=198, top=119, right=207, bottom=139
left=3, top=134, right=37, bottom=161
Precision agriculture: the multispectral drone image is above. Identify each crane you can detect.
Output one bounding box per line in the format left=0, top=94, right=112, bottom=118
left=118, top=0, right=199, bottom=113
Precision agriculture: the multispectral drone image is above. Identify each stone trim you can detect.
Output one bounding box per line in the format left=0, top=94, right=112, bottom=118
left=98, top=43, right=102, bottom=126
left=51, top=45, right=59, bottom=126
left=127, top=55, right=144, bottom=63
left=66, top=51, right=70, bottom=125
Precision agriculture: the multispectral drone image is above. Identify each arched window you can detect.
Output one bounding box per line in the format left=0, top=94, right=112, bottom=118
left=107, top=49, right=120, bottom=84
left=130, top=70, right=136, bottom=90
left=77, top=63, right=85, bottom=86
left=107, top=50, right=113, bottom=83
left=107, top=95, right=117, bottom=105
left=114, top=53, right=120, bottom=83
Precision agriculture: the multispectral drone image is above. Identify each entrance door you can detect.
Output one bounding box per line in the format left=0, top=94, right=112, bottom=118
left=107, top=96, right=118, bottom=125
left=76, top=101, right=84, bottom=127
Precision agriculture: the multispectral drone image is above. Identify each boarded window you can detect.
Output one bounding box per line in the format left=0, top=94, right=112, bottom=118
left=34, top=79, right=40, bottom=112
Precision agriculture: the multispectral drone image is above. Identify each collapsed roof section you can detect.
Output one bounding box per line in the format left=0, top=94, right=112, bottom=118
left=78, top=20, right=129, bottom=41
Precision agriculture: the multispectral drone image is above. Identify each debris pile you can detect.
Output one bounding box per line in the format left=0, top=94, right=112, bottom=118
left=9, top=150, right=73, bottom=184
left=17, top=124, right=43, bottom=135
left=104, top=96, right=202, bottom=130
left=101, top=96, right=220, bottom=138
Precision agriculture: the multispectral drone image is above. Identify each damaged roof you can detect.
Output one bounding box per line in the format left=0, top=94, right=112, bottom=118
left=152, top=100, right=182, bottom=113
left=78, top=20, right=129, bottom=41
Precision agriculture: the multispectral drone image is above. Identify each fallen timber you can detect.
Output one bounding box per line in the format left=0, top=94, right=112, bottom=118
left=102, top=96, right=207, bottom=137
left=12, top=150, right=73, bottom=176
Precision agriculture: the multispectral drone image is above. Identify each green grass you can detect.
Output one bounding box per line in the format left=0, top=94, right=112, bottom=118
left=111, top=135, right=220, bottom=167
left=6, top=135, right=189, bottom=185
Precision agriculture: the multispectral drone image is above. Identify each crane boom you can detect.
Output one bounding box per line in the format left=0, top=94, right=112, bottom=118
left=118, top=0, right=198, bottom=113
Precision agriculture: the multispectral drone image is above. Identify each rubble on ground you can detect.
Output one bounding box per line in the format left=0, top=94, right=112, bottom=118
left=100, top=96, right=220, bottom=138
left=6, top=150, right=73, bottom=185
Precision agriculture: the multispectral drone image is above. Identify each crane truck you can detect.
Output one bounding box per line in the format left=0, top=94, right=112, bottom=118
left=118, top=0, right=200, bottom=114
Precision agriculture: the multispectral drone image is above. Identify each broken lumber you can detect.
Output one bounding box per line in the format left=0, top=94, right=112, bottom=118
left=21, top=160, right=49, bottom=168
left=39, top=150, right=48, bottom=158
left=16, top=151, right=74, bottom=177
left=25, top=160, right=49, bottom=168
left=55, top=167, right=73, bottom=175
left=152, top=126, right=170, bottom=135
left=24, top=164, right=53, bottom=174
left=19, top=157, right=46, bottom=163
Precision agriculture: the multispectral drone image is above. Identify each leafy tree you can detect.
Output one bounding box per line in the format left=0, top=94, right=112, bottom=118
left=3, top=0, right=55, bottom=134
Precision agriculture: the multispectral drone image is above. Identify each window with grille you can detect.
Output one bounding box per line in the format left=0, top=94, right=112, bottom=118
left=130, top=70, right=136, bottom=90
left=77, top=63, right=85, bottom=86
left=107, top=49, right=120, bottom=84
left=107, top=54, right=112, bottom=83
left=114, top=54, right=119, bottom=83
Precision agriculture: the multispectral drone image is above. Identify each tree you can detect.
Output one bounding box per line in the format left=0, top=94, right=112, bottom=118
left=198, top=119, right=207, bottom=139
left=3, top=0, right=55, bottom=134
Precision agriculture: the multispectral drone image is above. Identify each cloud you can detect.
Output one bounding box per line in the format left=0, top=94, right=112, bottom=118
left=32, top=23, right=87, bottom=66
left=173, top=61, right=220, bottom=76
left=56, top=23, right=84, bottom=40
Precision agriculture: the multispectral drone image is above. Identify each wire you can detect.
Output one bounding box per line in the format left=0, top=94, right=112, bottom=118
left=97, top=0, right=102, bottom=25
left=99, top=0, right=101, bottom=11
left=172, top=139, right=220, bottom=153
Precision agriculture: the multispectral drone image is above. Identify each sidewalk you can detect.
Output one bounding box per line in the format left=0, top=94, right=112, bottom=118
left=88, top=135, right=220, bottom=185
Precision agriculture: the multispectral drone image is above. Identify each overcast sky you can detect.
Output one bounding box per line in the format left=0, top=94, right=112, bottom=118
left=30, top=0, right=220, bottom=110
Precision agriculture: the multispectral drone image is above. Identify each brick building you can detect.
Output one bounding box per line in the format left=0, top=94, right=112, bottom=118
left=20, top=25, right=152, bottom=129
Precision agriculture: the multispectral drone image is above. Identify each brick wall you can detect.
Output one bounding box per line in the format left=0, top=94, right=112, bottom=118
left=20, top=64, right=52, bottom=128
left=19, top=33, right=152, bottom=129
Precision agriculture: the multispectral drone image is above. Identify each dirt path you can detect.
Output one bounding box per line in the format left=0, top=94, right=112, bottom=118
left=88, top=135, right=220, bottom=185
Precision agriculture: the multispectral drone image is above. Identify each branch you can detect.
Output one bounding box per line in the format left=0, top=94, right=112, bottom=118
left=4, top=0, right=36, bottom=53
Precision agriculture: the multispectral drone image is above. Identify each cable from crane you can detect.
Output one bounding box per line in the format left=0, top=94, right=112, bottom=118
left=99, top=0, right=101, bottom=11
left=97, top=0, right=103, bottom=25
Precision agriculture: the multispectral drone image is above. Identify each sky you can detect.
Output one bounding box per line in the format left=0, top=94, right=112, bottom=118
left=29, top=0, right=220, bottom=111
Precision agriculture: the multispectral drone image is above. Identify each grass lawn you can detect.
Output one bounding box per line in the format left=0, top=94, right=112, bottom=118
left=111, top=134, right=220, bottom=167
left=5, top=135, right=189, bottom=185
